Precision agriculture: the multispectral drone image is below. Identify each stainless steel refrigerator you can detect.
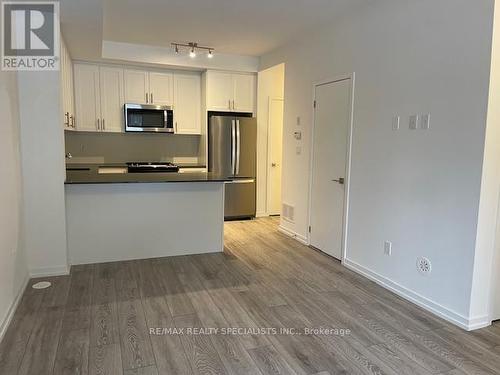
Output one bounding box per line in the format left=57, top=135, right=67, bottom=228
left=208, top=113, right=256, bottom=220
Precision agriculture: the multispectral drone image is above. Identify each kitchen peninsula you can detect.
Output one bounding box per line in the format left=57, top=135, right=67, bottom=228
left=65, top=166, right=229, bottom=265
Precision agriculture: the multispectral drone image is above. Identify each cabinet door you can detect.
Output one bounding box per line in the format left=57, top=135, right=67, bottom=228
left=206, top=71, right=233, bottom=111
left=174, top=73, right=201, bottom=134
left=233, top=73, right=255, bottom=113
left=60, top=41, right=69, bottom=128
left=149, top=72, right=173, bottom=105
left=74, top=64, right=100, bottom=131
left=124, top=69, right=149, bottom=104
left=99, top=66, right=124, bottom=133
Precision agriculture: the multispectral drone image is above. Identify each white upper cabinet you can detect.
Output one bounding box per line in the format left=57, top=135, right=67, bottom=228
left=206, top=71, right=233, bottom=111
left=99, top=67, right=124, bottom=133
left=124, top=69, right=149, bottom=104
left=74, top=63, right=101, bottom=131
left=149, top=72, right=173, bottom=105
left=61, top=38, right=75, bottom=130
left=74, top=63, right=124, bottom=132
left=233, top=74, right=255, bottom=112
left=205, top=71, right=256, bottom=113
left=124, top=69, right=173, bottom=105
left=174, top=73, right=201, bottom=134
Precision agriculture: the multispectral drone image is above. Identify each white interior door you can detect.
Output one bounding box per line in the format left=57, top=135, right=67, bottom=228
left=310, top=78, right=351, bottom=260
left=268, top=98, right=284, bottom=215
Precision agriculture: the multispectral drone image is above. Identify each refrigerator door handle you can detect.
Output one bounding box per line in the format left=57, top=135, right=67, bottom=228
left=224, top=179, right=255, bottom=184
left=236, top=120, right=241, bottom=175
left=231, top=120, right=236, bottom=175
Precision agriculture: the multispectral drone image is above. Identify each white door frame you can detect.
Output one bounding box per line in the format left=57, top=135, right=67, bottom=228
left=307, top=73, right=355, bottom=263
left=266, top=96, right=284, bottom=215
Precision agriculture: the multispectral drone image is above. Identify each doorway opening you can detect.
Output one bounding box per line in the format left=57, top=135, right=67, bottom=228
left=257, top=63, right=285, bottom=217
left=308, top=75, right=354, bottom=260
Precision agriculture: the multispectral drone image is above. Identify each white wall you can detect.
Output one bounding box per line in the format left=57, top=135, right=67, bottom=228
left=256, top=64, right=285, bottom=216
left=18, top=72, right=69, bottom=276
left=0, top=70, right=29, bottom=338
left=260, top=0, right=494, bottom=328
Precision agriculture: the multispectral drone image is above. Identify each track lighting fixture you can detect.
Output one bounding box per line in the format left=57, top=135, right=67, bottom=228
left=171, top=42, right=215, bottom=59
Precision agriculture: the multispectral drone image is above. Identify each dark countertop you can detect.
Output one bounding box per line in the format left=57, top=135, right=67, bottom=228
left=65, top=162, right=207, bottom=169
left=65, top=165, right=229, bottom=184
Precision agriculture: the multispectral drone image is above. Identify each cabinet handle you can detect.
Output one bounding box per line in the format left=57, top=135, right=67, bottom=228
left=228, top=100, right=231, bottom=110
left=150, top=93, right=153, bottom=103
left=70, top=115, right=75, bottom=128
left=175, top=122, right=178, bottom=133
left=97, top=118, right=100, bottom=130
left=64, top=112, right=69, bottom=126
left=232, top=100, right=235, bottom=110
left=102, top=119, right=105, bottom=131
left=146, top=92, right=148, bottom=103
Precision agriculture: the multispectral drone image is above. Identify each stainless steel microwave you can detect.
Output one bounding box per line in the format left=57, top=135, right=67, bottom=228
left=124, top=103, right=174, bottom=133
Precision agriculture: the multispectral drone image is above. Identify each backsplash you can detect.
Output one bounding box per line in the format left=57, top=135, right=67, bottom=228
left=65, top=131, right=203, bottom=164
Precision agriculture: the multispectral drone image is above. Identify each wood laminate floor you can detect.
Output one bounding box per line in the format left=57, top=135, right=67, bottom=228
left=1, top=217, right=500, bottom=374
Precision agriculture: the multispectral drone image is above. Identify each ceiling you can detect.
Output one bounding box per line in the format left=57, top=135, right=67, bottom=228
left=61, top=0, right=365, bottom=60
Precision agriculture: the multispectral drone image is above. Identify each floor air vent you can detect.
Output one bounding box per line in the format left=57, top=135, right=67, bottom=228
left=282, top=203, right=295, bottom=223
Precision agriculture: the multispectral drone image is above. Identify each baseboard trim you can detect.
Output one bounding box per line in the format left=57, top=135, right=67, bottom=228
left=0, top=275, right=29, bottom=342
left=343, top=258, right=490, bottom=331
left=29, top=265, right=70, bottom=278
left=278, top=225, right=309, bottom=245
left=256, top=212, right=269, bottom=218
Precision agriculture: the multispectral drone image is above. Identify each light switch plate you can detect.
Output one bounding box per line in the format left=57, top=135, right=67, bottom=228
left=420, top=114, right=430, bottom=130
left=384, top=241, right=392, bottom=256
left=392, top=116, right=400, bottom=130
left=409, top=115, right=419, bottom=130
left=296, top=117, right=301, bottom=126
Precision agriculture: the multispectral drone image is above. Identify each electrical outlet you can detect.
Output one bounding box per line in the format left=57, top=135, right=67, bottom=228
left=392, top=116, right=400, bottom=130
left=384, top=241, right=392, bottom=256
left=420, top=114, right=430, bottom=130
left=409, top=115, right=419, bottom=130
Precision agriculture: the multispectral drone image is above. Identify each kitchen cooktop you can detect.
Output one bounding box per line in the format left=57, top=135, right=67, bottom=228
left=126, top=162, right=179, bottom=173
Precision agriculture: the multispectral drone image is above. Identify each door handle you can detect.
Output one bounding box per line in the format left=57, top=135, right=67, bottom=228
left=332, top=177, right=345, bottom=185
left=236, top=120, right=241, bottom=174
left=271, top=163, right=278, bottom=167
left=231, top=120, right=236, bottom=175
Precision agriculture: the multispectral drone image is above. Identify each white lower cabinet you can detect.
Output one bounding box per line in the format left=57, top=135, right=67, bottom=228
left=174, top=73, right=201, bottom=134
left=74, top=63, right=124, bottom=132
